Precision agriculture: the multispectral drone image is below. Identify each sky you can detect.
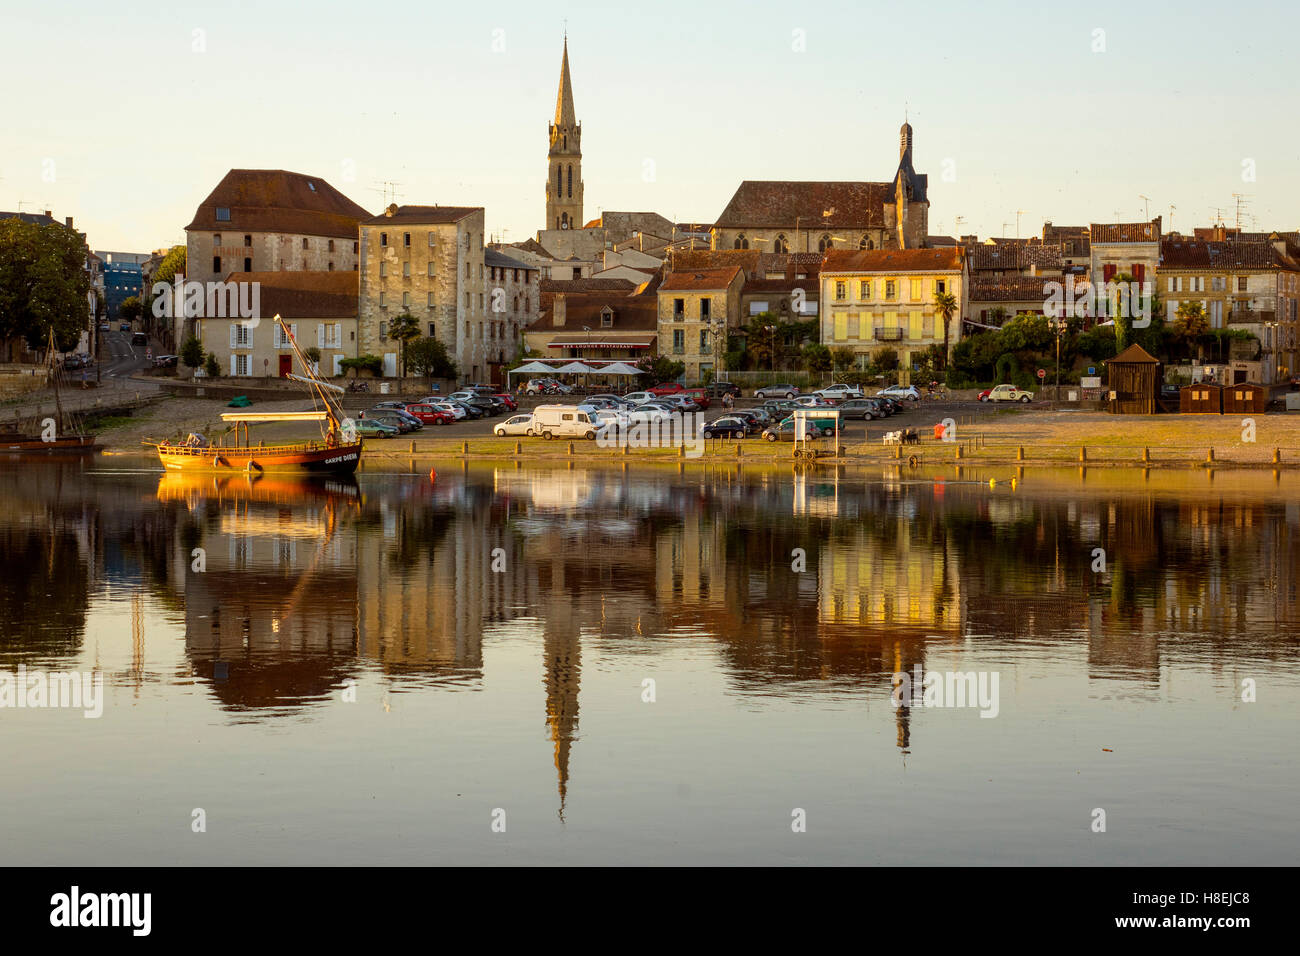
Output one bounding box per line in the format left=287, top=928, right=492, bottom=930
left=2, top=0, right=1297, bottom=252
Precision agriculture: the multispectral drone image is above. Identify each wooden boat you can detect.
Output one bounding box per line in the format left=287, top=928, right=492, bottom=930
left=0, top=329, right=98, bottom=455
left=144, top=314, right=362, bottom=475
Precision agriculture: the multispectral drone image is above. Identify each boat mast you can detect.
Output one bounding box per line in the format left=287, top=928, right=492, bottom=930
left=273, top=314, right=345, bottom=435
left=47, top=327, right=64, bottom=435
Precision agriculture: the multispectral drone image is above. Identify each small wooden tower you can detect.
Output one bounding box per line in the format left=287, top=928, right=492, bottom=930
left=1105, top=344, right=1160, bottom=414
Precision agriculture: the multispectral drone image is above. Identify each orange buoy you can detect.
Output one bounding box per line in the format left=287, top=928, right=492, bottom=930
left=429, top=467, right=437, bottom=482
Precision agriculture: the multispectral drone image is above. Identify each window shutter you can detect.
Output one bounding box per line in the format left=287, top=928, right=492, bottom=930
left=317, top=324, right=325, bottom=348
left=291, top=324, right=298, bottom=344
left=229, top=353, right=235, bottom=376
left=334, top=323, right=341, bottom=347
left=229, top=324, right=237, bottom=349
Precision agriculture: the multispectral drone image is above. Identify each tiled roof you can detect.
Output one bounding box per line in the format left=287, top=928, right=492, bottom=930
left=1159, top=239, right=1300, bottom=270
left=969, top=276, right=1081, bottom=302
left=540, top=277, right=636, bottom=295
left=1110, top=344, right=1159, bottom=364
left=526, top=294, right=659, bottom=333
left=223, top=270, right=358, bottom=319
left=968, top=243, right=1062, bottom=272
left=741, top=277, right=820, bottom=295
left=513, top=237, right=557, bottom=258
left=659, top=266, right=743, bottom=291
left=927, top=235, right=958, bottom=246
left=362, top=203, right=481, bottom=226
left=484, top=247, right=536, bottom=271
left=821, top=248, right=963, bottom=274
left=1042, top=223, right=1089, bottom=244
left=713, top=181, right=894, bottom=229
left=185, top=169, right=371, bottom=238
left=1090, top=218, right=1162, bottom=243
left=668, top=248, right=760, bottom=274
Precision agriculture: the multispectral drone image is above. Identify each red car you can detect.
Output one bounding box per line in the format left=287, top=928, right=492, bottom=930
left=681, top=388, right=711, bottom=409
left=492, top=393, right=518, bottom=412
left=404, top=403, right=455, bottom=425
left=648, top=382, right=685, bottom=396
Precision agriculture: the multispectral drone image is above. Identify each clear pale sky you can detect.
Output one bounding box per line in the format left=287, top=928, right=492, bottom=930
left=2, top=0, right=1295, bottom=252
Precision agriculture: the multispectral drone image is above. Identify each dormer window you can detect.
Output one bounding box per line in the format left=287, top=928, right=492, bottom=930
left=600, top=307, right=614, bottom=328
left=215, top=207, right=230, bottom=221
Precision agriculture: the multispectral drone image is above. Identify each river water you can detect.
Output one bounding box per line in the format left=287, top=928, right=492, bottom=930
left=0, top=459, right=1296, bottom=865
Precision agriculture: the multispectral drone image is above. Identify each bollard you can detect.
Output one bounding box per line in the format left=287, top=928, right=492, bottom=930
left=735, top=443, right=742, bottom=458
left=409, top=440, right=415, bottom=453
left=1274, top=448, right=1281, bottom=464
left=955, top=445, right=963, bottom=460
left=679, top=443, right=686, bottom=459
left=567, top=441, right=575, bottom=455
left=623, top=442, right=630, bottom=456
left=1207, top=447, right=1215, bottom=463
left=1142, top=447, right=1150, bottom=463
left=894, top=445, right=902, bottom=460
left=515, top=441, right=522, bottom=455
left=461, top=441, right=469, bottom=455
left=1016, top=446, right=1024, bottom=461
left=1079, top=446, right=1087, bottom=463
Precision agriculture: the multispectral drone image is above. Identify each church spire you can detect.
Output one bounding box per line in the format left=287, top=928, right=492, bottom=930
left=554, top=37, right=576, bottom=128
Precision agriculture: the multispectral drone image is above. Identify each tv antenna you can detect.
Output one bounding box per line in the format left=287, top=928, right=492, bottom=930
left=1138, top=195, right=1151, bottom=220
left=1014, top=209, right=1027, bottom=239
left=370, top=181, right=404, bottom=206
left=1231, top=193, right=1249, bottom=232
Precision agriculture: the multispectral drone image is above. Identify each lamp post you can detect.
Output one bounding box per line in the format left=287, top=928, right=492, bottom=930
left=764, top=324, right=777, bottom=373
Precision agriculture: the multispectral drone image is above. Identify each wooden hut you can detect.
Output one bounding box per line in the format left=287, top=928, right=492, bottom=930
left=1179, top=382, right=1223, bottom=414
left=1222, top=382, right=1267, bottom=414
left=1105, top=344, right=1160, bottom=414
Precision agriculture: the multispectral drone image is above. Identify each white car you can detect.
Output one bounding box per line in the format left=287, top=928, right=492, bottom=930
left=985, top=384, right=1035, bottom=403
left=816, top=384, right=863, bottom=401
left=622, top=391, right=656, bottom=404
left=429, top=401, right=466, bottom=420
left=793, top=394, right=834, bottom=408
left=448, top=390, right=477, bottom=402
left=494, top=414, right=535, bottom=436
left=877, top=385, right=921, bottom=401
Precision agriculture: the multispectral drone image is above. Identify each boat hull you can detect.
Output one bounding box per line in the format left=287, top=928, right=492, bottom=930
left=154, top=441, right=363, bottom=475
left=0, top=434, right=98, bottom=454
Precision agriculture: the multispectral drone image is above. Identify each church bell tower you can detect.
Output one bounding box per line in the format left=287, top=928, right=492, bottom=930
left=546, top=37, right=584, bottom=231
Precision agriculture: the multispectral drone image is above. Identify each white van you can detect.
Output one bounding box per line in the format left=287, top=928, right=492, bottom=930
left=531, top=404, right=598, bottom=439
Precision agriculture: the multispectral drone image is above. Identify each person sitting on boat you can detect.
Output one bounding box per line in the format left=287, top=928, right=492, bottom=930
left=185, top=432, right=208, bottom=448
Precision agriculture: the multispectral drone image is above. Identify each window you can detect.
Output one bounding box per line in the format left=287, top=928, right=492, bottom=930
left=673, top=298, right=685, bottom=319
left=672, top=329, right=685, bottom=353
left=567, top=164, right=572, bottom=198
left=215, top=207, right=230, bottom=221
left=327, top=262, right=334, bottom=271
left=428, top=233, right=436, bottom=248
left=243, top=257, right=252, bottom=271
left=835, top=281, right=847, bottom=301
left=229, top=323, right=252, bottom=347
left=699, top=328, right=710, bottom=352
left=885, top=279, right=897, bottom=300
left=428, top=261, right=435, bottom=276
left=859, top=280, right=870, bottom=299
left=734, top=233, right=749, bottom=250
left=818, top=234, right=833, bottom=252
left=213, top=233, right=221, bottom=245
left=274, top=323, right=298, bottom=348
left=601, top=308, right=613, bottom=327
left=428, top=322, right=436, bottom=336
left=859, top=235, right=873, bottom=250
left=1211, top=275, right=1225, bottom=291
left=465, top=262, right=469, bottom=279
left=428, top=292, right=436, bottom=308
left=379, top=321, right=387, bottom=340
left=380, top=262, right=387, bottom=277
left=380, top=233, right=388, bottom=247
left=935, top=279, right=946, bottom=294
left=379, top=292, right=386, bottom=307
left=774, top=234, right=788, bottom=254
left=404, top=233, right=411, bottom=247
left=1239, top=276, right=1248, bottom=291
left=701, top=299, right=711, bottom=320
left=403, top=292, right=410, bottom=308
left=910, top=278, right=922, bottom=300
left=301, top=238, right=309, bottom=250
left=353, top=241, right=359, bottom=254
left=403, top=261, right=410, bottom=278
left=243, top=234, right=251, bottom=246
left=834, top=313, right=848, bottom=341
left=213, top=256, right=221, bottom=274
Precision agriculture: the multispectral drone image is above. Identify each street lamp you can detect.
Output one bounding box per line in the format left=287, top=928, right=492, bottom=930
left=764, top=324, right=777, bottom=373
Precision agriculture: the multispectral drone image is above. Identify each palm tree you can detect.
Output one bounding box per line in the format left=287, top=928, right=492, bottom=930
left=933, top=290, right=959, bottom=370
left=388, top=313, right=420, bottom=378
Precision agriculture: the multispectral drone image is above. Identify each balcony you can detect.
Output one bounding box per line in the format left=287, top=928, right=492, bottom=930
left=672, top=312, right=685, bottom=322
left=873, top=327, right=903, bottom=341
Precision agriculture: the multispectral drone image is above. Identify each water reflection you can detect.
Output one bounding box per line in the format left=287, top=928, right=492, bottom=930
left=1, top=461, right=1298, bottom=844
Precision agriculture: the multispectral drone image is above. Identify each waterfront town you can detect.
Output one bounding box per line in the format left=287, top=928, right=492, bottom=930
left=1, top=3, right=1296, bottom=907
left=4, top=36, right=1299, bottom=437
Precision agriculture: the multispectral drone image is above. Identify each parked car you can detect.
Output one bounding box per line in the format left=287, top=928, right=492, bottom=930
left=760, top=399, right=800, bottom=417
left=578, top=398, right=621, bottom=412
left=532, top=404, right=599, bottom=439
left=586, top=393, right=633, bottom=407
left=62, top=354, right=91, bottom=370
left=425, top=400, right=466, bottom=420
left=816, top=383, right=864, bottom=401
left=492, top=393, right=518, bottom=412
left=755, top=383, right=800, bottom=399
left=450, top=400, right=485, bottom=419
left=837, top=398, right=879, bottom=420
left=701, top=416, right=749, bottom=439
left=404, top=403, right=455, bottom=425
left=355, top=419, right=399, bottom=439
left=98, top=322, right=110, bottom=332
left=494, top=414, right=536, bottom=436
left=119, top=322, right=131, bottom=332
left=622, top=391, right=656, bottom=404
left=131, top=332, right=148, bottom=347
left=735, top=408, right=772, bottom=428
left=763, top=417, right=836, bottom=441
left=648, top=381, right=685, bottom=396
left=681, top=388, right=712, bottom=410
left=793, top=395, right=834, bottom=408
left=984, top=384, right=1034, bottom=403
left=704, top=381, right=741, bottom=398
left=877, top=385, right=921, bottom=402
left=152, top=354, right=178, bottom=368
left=1160, top=383, right=1182, bottom=401
left=362, top=408, right=419, bottom=432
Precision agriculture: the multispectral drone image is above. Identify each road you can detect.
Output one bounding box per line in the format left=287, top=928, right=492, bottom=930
left=96, top=328, right=155, bottom=379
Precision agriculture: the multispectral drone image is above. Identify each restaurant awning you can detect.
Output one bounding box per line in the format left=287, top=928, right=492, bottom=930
left=553, top=361, right=595, bottom=374
left=597, top=362, right=644, bottom=376
left=546, top=341, right=653, bottom=349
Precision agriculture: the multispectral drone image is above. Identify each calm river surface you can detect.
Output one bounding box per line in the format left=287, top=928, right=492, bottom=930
left=0, top=459, right=1296, bottom=865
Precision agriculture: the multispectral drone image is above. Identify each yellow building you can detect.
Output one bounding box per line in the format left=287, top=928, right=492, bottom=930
left=819, top=247, right=967, bottom=378
left=657, top=265, right=744, bottom=381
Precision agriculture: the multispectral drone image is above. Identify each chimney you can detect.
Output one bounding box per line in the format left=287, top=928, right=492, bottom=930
left=385, top=203, right=398, bottom=217
left=44, top=210, right=52, bottom=219
left=1272, top=235, right=1287, bottom=258
left=65, top=216, right=73, bottom=228
left=554, top=293, right=566, bottom=327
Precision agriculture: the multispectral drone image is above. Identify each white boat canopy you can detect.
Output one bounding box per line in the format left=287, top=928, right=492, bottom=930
left=220, top=411, right=330, bottom=423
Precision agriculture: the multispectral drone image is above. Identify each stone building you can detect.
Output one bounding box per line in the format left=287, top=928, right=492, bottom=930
left=484, top=247, right=540, bottom=377
left=657, top=266, right=746, bottom=381
left=1089, top=218, right=1161, bottom=290
left=545, top=38, right=584, bottom=232
left=357, top=203, right=487, bottom=381
left=711, top=122, right=930, bottom=254
left=819, top=247, right=968, bottom=377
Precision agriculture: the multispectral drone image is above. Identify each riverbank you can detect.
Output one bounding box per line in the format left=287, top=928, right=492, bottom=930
left=89, top=396, right=1300, bottom=469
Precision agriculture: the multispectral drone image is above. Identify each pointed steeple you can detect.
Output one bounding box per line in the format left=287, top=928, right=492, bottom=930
left=554, top=37, right=576, bottom=128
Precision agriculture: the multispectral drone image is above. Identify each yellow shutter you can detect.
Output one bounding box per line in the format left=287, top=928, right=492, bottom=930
left=834, top=313, right=848, bottom=341
left=911, top=278, right=922, bottom=300
left=909, top=311, right=923, bottom=340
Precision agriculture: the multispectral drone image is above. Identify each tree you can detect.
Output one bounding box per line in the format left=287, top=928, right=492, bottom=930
left=803, top=343, right=832, bottom=373
left=637, top=355, right=684, bottom=384
left=180, top=335, right=204, bottom=369
left=933, top=289, right=959, bottom=368
left=119, top=296, right=143, bottom=325
left=152, top=245, right=186, bottom=287
left=340, top=354, right=383, bottom=378
left=830, top=345, right=855, bottom=374
left=405, top=336, right=458, bottom=384
left=0, top=218, right=92, bottom=354
left=203, top=352, right=221, bottom=378
left=304, top=346, right=321, bottom=372
left=875, top=347, right=899, bottom=372
left=387, top=312, right=420, bottom=377
left=1173, top=301, right=1209, bottom=360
